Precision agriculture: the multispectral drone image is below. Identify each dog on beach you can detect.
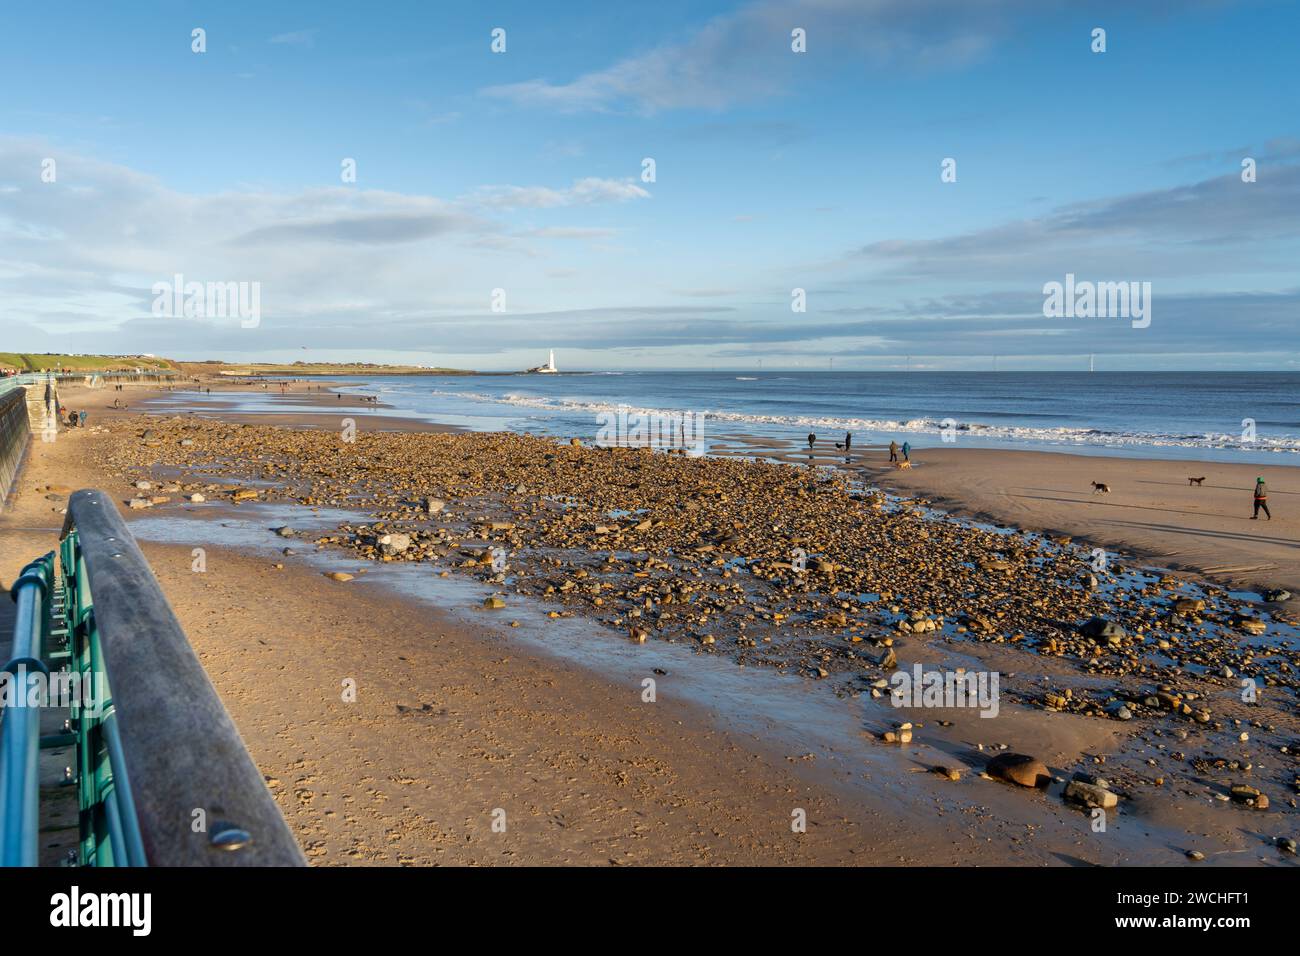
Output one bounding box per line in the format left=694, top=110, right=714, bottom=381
left=1188, top=476, right=1205, bottom=486
left=896, top=460, right=913, bottom=470
left=1091, top=481, right=1110, bottom=494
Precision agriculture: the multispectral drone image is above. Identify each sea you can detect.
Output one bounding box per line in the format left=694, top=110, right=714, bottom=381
left=206, top=370, right=1300, bottom=465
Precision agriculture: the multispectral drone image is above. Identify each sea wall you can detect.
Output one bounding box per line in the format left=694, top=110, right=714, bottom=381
left=0, top=380, right=58, bottom=511
left=72, top=371, right=178, bottom=387
left=0, top=389, right=31, bottom=510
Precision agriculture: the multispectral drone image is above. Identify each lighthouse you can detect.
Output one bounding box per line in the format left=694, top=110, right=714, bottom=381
left=527, top=350, right=558, bottom=374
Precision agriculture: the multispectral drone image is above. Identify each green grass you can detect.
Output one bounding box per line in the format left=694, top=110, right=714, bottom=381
left=181, top=361, right=476, bottom=376
left=0, top=353, right=175, bottom=372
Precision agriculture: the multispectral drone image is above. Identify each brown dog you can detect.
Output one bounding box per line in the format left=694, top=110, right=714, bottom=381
left=1188, top=476, right=1205, bottom=486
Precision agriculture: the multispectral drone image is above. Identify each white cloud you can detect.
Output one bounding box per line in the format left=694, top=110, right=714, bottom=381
left=471, top=177, right=650, bottom=209
left=0, top=138, right=657, bottom=353
left=523, top=226, right=619, bottom=239
left=482, top=0, right=1024, bottom=113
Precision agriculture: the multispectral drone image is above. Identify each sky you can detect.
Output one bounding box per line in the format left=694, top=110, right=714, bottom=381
left=0, top=0, right=1297, bottom=371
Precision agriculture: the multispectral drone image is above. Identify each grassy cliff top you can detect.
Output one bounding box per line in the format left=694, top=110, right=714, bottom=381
left=177, top=361, right=476, bottom=376
left=0, top=355, right=475, bottom=376
left=0, top=353, right=176, bottom=372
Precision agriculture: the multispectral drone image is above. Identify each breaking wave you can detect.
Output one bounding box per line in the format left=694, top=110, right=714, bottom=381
left=422, top=388, right=1300, bottom=454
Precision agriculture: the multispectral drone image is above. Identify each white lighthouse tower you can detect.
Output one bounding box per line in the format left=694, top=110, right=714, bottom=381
left=527, top=350, right=558, bottom=374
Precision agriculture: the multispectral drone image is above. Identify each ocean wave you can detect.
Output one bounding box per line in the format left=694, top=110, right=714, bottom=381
left=423, top=388, right=1300, bottom=453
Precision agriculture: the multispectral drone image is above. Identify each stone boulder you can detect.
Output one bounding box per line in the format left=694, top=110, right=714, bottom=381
left=986, top=753, right=1051, bottom=789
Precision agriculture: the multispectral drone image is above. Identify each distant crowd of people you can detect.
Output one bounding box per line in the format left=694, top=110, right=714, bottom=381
left=804, top=431, right=910, bottom=463
left=57, top=406, right=87, bottom=427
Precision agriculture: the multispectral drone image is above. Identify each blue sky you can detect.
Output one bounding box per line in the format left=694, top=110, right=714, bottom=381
left=1, top=0, right=1298, bottom=370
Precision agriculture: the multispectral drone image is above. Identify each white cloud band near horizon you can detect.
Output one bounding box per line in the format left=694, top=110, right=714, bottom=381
left=2, top=132, right=1299, bottom=369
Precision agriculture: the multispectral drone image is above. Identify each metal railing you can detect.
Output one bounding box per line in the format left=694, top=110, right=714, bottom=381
left=0, top=555, right=54, bottom=866
left=0, top=490, right=304, bottom=866
left=0, top=373, right=52, bottom=401
left=0, top=371, right=177, bottom=399
left=59, top=527, right=147, bottom=867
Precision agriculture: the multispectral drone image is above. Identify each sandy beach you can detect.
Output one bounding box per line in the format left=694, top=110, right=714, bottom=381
left=3, top=379, right=1296, bottom=867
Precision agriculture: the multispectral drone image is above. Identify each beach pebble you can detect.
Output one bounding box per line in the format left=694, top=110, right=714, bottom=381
left=378, top=532, right=411, bottom=555
left=1063, top=779, right=1119, bottom=810
left=1078, top=617, right=1125, bottom=640
left=986, top=753, right=1051, bottom=789
left=1229, top=784, right=1268, bottom=809
left=323, top=572, right=354, bottom=582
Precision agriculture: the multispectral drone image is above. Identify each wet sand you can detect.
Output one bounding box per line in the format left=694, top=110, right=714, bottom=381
left=132, top=379, right=458, bottom=432
left=4, top=380, right=1296, bottom=867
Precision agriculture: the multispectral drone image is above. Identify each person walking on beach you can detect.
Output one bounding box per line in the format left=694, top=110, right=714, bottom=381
left=889, top=440, right=899, bottom=462
left=901, top=441, right=911, bottom=462
left=844, top=432, right=852, bottom=453
left=807, top=433, right=816, bottom=450
left=1252, top=477, right=1271, bottom=520
left=78, top=410, right=87, bottom=428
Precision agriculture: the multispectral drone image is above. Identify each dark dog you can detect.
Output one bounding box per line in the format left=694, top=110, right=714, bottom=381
left=1188, top=476, right=1205, bottom=486
left=1091, top=481, right=1110, bottom=494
